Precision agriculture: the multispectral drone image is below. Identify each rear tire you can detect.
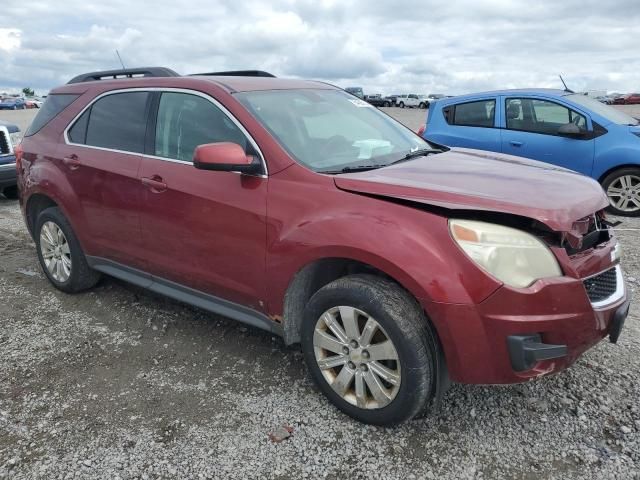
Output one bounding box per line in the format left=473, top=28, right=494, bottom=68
left=301, top=274, right=438, bottom=425
left=601, top=167, right=640, bottom=217
left=399, top=102, right=405, bottom=108
left=2, top=186, right=18, bottom=199
left=35, top=207, right=101, bottom=293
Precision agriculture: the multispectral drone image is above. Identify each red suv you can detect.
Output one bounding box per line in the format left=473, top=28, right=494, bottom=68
left=17, top=68, right=630, bottom=425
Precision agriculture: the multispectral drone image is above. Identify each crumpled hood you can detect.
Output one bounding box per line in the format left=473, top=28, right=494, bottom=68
left=334, top=147, right=609, bottom=232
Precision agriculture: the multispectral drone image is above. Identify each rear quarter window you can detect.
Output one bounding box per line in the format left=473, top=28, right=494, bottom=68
left=25, top=94, right=79, bottom=136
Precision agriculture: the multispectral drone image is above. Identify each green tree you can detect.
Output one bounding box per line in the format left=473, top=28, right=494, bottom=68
left=22, top=87, right=34, bottom=97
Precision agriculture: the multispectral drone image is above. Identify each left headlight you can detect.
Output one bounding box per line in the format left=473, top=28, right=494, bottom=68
left=449, top=219, right=562, bottom=288
left=9, top=131, right=22, bottom=147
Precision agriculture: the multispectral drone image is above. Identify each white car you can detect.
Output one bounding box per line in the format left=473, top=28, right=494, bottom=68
left=395, top=94, right=429, bottom=109
left=28, top=97, right=44, bottom=108
left=395, top=94, right=418, bottom=108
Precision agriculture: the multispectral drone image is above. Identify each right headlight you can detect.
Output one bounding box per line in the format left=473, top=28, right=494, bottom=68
left=449, top=219, right=562, bottom=288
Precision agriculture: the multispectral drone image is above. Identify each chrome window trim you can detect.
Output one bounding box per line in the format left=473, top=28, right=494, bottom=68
left=587, top=264, right=625, bottom=310
left=63, top=87, right=268, bottom=176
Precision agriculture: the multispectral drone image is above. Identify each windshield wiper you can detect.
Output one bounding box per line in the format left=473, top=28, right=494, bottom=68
left=391, top=148, right=442, bottom=165
left=319, top=148, right=443, bottom=174
left=319, top=164, right=388, bottom=174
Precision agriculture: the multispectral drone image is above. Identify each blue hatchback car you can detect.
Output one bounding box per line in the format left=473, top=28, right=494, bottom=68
left=0, top=97, right=27, bottom=110
left=422, top=89, right=640, bottom=216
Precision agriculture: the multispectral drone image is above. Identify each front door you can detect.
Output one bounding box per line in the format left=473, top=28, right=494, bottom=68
left=138, top=90, right=268, bottom=310
left=500, top=97, right=595, bottom=175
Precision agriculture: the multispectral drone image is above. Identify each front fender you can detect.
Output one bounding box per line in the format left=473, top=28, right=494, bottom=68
left=265, top=174, right=501, bottom=315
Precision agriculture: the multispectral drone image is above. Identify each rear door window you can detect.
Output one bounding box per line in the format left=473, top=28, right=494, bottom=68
left=452, top=100, right=496, bottom=127
left=154, top=92, right=248, bottom=162
left=76, top=92, right=150, bottom=153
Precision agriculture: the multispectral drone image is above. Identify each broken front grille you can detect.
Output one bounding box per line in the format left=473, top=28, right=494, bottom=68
left=583, top=268, right=618, bottom=303
left=564, top=214, right=611, bottom=255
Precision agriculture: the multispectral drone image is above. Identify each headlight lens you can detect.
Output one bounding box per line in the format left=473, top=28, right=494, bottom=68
left=9, top=131, right=22, bottom=147
left=449, top=219, right=562, bottom=288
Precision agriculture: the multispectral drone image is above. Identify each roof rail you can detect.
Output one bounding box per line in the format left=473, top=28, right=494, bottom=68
left=191, top=70, right=276, bottom=78
left=67, top=67, right=180, bottom=84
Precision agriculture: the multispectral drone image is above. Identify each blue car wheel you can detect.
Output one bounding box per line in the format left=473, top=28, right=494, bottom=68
left=602, top=167, right=640, bottom=217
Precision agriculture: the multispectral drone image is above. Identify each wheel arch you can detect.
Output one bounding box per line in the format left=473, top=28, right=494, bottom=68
left=597, top=163, right=640, bottom=184
left=281, top=255, right=432, bottom=346
left=25, top=193, right=59, bottom=238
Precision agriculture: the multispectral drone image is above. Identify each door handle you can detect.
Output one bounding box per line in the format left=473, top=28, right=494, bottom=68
left=62, top=154, right=81, bottom=170
left=509, top=141, right=523, bottom=147
left=141, top=176, right=167, bottom=193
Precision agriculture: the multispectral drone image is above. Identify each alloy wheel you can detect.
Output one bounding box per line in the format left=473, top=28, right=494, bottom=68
left=313, top=306, right=401, bottom=409
left=607, top=174, right=640, bottom=212
left=40, top=221, right=72, bottom=282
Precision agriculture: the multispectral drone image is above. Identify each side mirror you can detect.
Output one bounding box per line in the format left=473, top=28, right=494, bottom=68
left=193, top=142, right=262, bottom=175
left=557, top=123, right=584, bottom=138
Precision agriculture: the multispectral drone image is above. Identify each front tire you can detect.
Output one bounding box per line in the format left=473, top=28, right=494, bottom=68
left=602, top=167, right=640, bottom=216
left=35, top=207, right=101, bottom=292
left=301, top=274, right=438, bottom=425
left=399, top=102, right=405, bottom=108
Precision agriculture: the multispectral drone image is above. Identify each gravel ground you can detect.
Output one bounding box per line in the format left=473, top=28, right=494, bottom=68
left=0, top=107, right=639, bottom=479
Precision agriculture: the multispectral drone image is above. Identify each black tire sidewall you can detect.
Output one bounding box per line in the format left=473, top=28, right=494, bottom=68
left=301, top=276, right=435, bottom=425
left=602, top=167, right=640, bottom=217
left=35, top=207, right=88, bottom=292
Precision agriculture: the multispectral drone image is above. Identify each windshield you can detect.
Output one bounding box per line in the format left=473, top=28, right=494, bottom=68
left=566, top=94, right=638, bottom=126
left=236, top=89, right=432, bottom=173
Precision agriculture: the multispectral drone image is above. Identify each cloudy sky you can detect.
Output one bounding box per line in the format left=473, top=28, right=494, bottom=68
left=0, top=0, right=638, bottom=95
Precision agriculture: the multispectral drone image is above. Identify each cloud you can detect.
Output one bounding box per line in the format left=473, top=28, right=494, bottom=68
left=0, top=0, right=638, bottom=95
left=0, top=28, right=21, bottom=52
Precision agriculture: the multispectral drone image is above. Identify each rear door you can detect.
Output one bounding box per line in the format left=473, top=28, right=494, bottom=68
left=137, top=90, right=268, bottom=310
left=59, top=90, right=149, bottom=268
left=500, top=97, right=595, bottom=174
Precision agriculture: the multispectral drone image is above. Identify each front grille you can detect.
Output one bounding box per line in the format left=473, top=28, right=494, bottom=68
left=583, top=268, right=617, bottom=303
left=0, top=129, right=10, bottom=155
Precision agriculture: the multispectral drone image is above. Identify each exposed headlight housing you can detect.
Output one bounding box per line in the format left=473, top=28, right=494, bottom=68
left=449, top=219, right=562, bottom=288
left=9, top=131, right=22, bottom=148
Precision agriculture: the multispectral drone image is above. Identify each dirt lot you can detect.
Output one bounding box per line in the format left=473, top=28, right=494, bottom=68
left=1, top=107, right=639, bottom=479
